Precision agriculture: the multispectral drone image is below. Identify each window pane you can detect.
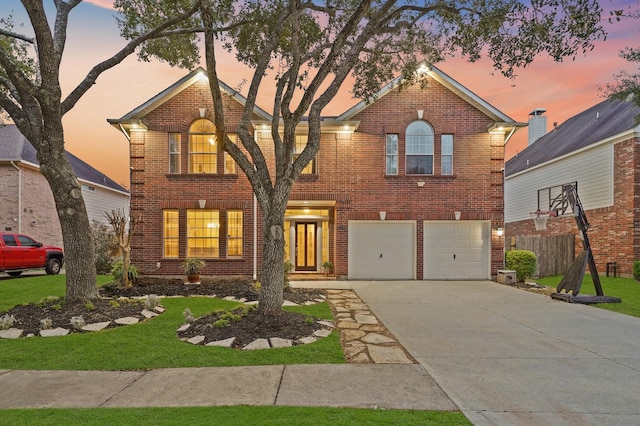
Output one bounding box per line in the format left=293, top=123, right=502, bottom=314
left=294, top=135, right=316, bottom=175
left=406, top=121, right=434, bottom=175
left=386, top=134, right=398, bottom=175
left=406, top=155, right=433, bottom=175
left=187, top=209, right=219, bottom=258
left=163, top=210, right=179, bottom=258
left=189, top=119, right=217, bottom=174
left=227, top=210, right=243, bottom=257
left=441, top=134, right=453, bottom=175
left=169, top=133, right=181, bottom=174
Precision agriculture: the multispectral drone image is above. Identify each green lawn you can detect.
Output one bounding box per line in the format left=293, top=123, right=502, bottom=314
left=1, top=406, right=471, bottom=425
left=0, top=274, right=471, bottom=425
left=0, top=275, right=343, bottom=370
left=535, top=274, right=640, bottom=318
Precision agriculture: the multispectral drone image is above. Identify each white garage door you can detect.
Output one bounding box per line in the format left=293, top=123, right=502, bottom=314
left=423, top=221, right=490, bottom=280
left=348, top=221, right=416, bottom=280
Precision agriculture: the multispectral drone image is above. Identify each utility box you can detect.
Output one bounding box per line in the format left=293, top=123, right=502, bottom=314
left=497, top=270, right=517, bottom=284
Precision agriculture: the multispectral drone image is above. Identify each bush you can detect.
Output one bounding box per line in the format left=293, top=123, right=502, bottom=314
left=91, top=221, right=118, bottom=274
left=111, top=261, right=140, bottom=285
left=505, top=250, right=537, bottom=282
left=633, top=261, right=640, bottom=280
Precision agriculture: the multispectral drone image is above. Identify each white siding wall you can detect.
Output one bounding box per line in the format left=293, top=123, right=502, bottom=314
left=82, top=185, right=130, bottom=226
left=505, top=143, right=613, bottom=223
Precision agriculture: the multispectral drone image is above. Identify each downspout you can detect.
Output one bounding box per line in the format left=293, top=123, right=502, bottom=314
left=10, top=161, right=22, bottom=232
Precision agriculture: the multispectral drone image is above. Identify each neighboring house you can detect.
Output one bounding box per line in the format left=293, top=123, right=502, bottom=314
left=0, top=124, right=130, bottom=248
left=505, top=98, right=640, bottom=277
left=108, top=65, right=524, bottom=280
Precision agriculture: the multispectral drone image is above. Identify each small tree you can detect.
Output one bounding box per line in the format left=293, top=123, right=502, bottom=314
left=105, top=209, right=141, bottom=288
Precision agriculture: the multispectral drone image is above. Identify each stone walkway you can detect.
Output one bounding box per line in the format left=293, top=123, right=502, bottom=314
left=325, top=289, right=415, bottom=364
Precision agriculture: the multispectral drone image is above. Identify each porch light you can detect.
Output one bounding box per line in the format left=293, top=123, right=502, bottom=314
left=496, top=227, right=504, bottom=237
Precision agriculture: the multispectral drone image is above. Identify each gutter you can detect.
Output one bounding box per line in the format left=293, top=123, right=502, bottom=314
left=10, top=161, right=22, bottom=232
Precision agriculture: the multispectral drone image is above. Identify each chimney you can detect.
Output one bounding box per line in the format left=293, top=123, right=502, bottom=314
left=528, top=108, right=547, bottom=146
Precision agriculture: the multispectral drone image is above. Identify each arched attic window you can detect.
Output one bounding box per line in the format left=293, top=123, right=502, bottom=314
left=189, top=119, right=217, bottom=174
left=405, top=121, right=434, bottom=175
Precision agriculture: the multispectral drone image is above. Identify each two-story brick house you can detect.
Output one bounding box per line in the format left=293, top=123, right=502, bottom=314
left=109, top=65, right=523, bottom=280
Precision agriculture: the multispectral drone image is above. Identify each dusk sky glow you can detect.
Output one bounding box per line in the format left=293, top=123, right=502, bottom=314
left=2, top=0, right=638, bottom=188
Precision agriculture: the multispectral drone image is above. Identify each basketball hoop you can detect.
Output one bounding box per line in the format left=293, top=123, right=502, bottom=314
left=530, top=210, right=556, bottom=231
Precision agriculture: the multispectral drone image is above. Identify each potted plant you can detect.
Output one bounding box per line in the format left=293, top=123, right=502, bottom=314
left=322, top=261, right=334, bottom=276
left=181, top=258, right=206, bottom=283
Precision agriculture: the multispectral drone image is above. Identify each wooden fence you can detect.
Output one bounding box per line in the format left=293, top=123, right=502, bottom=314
left=509, top=234, right=575, bottom=278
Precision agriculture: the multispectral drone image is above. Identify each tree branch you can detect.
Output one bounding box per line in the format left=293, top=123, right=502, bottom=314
left=60, top=2, right=200, bottom=115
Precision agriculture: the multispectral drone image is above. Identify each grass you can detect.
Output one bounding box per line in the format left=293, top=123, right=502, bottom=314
left=535, top=274, right=640, bottom=318
left=0, top=275, right=343, bottom=370
left=0, top=274, right=471, bottom=425
left=0, top=406, right=471, bottom=425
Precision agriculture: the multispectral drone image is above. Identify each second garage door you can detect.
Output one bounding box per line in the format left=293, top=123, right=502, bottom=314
left=423, top=221, right=490, bottom=280
left=348, top=221, right=415, bottom=280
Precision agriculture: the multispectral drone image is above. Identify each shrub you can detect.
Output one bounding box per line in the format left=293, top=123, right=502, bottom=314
left=284, top=261, right=293, bottom=289
left=91, top=221, right=118, bottom=274
left=634, top=261, right=640, bottom=280
left=145, top=294, right=161, bottom=310
left=183, top=308, right=194, bottom=323
left=70, top=316, right=85, bottom=330
left=111, top=261, right=140, bottom=285
left=40, top=318, right=53, bottom=330
left=0, top=314, right=16, bottom=330
left=505, top=250, right=537, bottom=282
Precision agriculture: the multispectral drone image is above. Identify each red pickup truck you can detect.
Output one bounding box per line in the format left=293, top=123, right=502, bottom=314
left=0, top=232, right=64, bottom=277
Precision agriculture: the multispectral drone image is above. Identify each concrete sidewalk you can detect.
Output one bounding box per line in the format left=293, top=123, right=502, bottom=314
left=350, top=280, right=640, bottom=426
left=0, top=364, right=455, bottom=411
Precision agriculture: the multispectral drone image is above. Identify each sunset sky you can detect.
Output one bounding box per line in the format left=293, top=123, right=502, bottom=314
left=1, top=0, right=638, bottom=188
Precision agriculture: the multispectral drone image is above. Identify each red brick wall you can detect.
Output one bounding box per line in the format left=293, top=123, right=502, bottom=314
left=506, top=137, right=640, bottom=276
left=130, top=76, right=506, bottom=278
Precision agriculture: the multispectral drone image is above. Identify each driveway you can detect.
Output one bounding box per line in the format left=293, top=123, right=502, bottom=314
left=350, top=280, right=640, bottom=426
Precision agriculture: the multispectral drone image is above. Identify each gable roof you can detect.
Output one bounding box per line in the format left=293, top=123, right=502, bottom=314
left=337, top=63, right=525, bottom=132
left=0, top=124, right=129, bottom=195
left=505, top=99, right=640, bottom=176
left=107, top=67, right=271, bottom=133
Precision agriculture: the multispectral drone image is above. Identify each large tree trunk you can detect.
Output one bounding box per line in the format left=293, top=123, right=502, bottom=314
left=38, top=133, right=98, bottom=302
left=257, top=203, right=287, bottom=314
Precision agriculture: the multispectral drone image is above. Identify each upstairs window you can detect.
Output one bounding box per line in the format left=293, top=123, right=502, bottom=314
left=385, top=134, right=398, bottom=175
left=441, top=134, right=454, bottom=175
left=405, top=121, right=434, bottom=175
left=294, top=135, right=316, bottom=175
left=169, top=133, right=181, bottom=174
left=189, top=119, right=217, bottom=174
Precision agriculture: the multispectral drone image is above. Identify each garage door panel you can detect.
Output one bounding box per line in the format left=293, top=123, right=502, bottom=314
left=348, top=222, right=415, bottom=280
left=423, top=221, right=490, bottom=280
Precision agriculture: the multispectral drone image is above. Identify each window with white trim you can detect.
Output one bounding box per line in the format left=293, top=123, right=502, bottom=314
left=163, top=210, right=179, bottom=258
left=169, top=133, right=181, bottom=174
left=385, top=134, right=398, bottom=175
left=189, top=119, right=217, bottom=174
left=441, top=134, right=453, bottom=175
left=294, top=135, right=316, bottom=175
left=405, top=121, right=434, bottom=175
left=187, top=209, right=219, bottom=258
left=227, top=210, right=243, bottom=257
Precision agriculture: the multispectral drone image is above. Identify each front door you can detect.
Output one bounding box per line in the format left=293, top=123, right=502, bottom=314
left=295, top=222, right=316, bottom=271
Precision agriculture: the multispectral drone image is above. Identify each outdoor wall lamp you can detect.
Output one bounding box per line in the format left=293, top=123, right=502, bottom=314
left=496, top=227, right=504, bottom=237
